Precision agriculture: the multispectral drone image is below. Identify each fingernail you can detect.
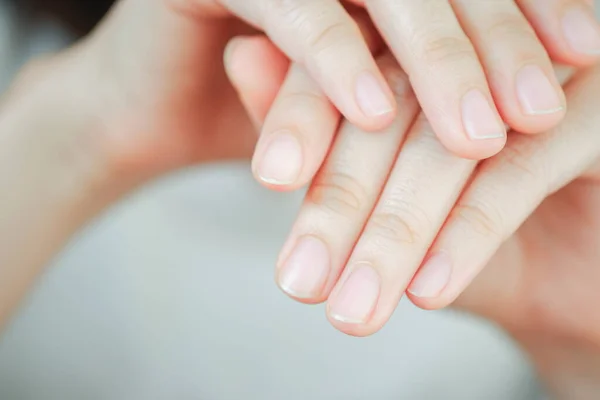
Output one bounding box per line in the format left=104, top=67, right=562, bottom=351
left=516, top=65, right=564, bottom=115
left=328, top=264, right=380, bottom=324
left=223, top=38, right=240, bottom=72
left=355, top=71, right=394, bottom=118
left=461, top=89, right=506, bottom=140
left=278, top=236, right=330, bottom=299
left=257, top=131, right=302, bottom=185
left=408, top=252, right=452, bottom=298
left=562, top=5, right=600, bottom=55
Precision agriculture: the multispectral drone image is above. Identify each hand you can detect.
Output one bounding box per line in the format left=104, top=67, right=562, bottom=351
left=246, top=0, right=600, bottom=195
left=276, top=62, right=600, bottom=337
left=73, top=0, right=290, bottom=177
left=229, top=37, right=600, bottom=396
left=0, top=0, right=291, bottom=326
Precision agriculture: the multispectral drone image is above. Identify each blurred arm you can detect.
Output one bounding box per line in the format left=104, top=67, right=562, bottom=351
left=0, top=50, right=122, bottom=329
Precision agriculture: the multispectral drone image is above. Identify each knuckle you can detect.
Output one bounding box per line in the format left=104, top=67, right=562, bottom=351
left=484, top=13, right=535, bottom=43
left=306, top=21, right=360, bottom=61
left=279, top=90, right=334, bottom=116
left=416, top=33, right=477, bottom=67
left=305, top=20, right=357, bottom=57
left=501, top=140, right=550, bottom=194
left=369, top=202, right=428, bottom=245
left=266, top=0, right=311, bottom=34
left=503, top=145, right=541, bottom=178
left=453, top=201, right=504, bottom=239
left=309, top=172, right=368, bottom=218
left=268, top=0, right=358, bottom=56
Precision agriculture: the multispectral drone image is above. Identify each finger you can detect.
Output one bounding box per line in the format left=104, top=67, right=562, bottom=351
left=323, top=118, right=475, bottom=337
left=217, top=0, right=397, bottom=131
left=275, top=53, right=419, bottom=303
left=251, top=63, right=338, bottom=190
left=408, top=65, right=600, bottom=311
left=253, top=10, right=385, bottom=190
left=224, top=35, right=290, bottom=129
left=452, top=0, right=566, bottom=135
left=518, top=0, right=600, bottom=66
left=365, top=0, right=507, bottom=160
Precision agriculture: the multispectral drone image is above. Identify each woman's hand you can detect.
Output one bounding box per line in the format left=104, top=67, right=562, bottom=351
left=247, top=0, right=600, bottom=193
left=248, top=0, right=600, bottom=198
left=278, top=61, right=600, bottom=338
left=229, top=36, right=600, bottom=397
left=79, top=0, right=289, bottom=176
left=0, top=0, right=291, bottom=326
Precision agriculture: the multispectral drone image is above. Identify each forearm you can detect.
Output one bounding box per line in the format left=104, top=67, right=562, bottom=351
left=0, top=50, right=124, bottom=328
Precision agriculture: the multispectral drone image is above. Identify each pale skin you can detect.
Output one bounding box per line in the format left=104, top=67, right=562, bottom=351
left=242, top=0, right=600, bottom=190
left=237, top=40, right=600, bottom=397
left=101, top=0, right=599, bottom=169
left=1, top=0, right=600, bottom=398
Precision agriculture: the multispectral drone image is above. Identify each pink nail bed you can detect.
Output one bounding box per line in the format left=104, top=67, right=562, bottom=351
left=278, top=236, right=330, bottom=299
left=515, top=65, right=563, bottom=115
left=562, top=6, right=600, bottom=55
left=328, top=264, right=381, bottom=324
left=355, top=71, right=394, bottom=118
left=461, top=89, right=506, bottom=140
left=257, top=131, right=302, bottom=185
left=408, top=252, right=452, bottom=298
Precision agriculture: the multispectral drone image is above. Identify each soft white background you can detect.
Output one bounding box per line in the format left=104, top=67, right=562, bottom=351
left=1, top=2, right=597, bottom=399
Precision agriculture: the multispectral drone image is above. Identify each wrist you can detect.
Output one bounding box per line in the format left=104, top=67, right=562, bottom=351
left=518, top=334, right=600, bottom=400
left=0, top=46, right=125, bottom=324
left=6, top=46, right=125, bottom=218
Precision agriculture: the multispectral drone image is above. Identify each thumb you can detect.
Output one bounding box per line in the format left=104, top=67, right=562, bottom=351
left=225, top=35, right=290, bottom=129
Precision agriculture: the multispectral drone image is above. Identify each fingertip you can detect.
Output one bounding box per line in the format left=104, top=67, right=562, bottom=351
left=326, top=313, right=384, bottom=337
left=429, top=89, right=507, bottom=160
left=253, top=177, right=305, bottom=193
left=225, top=35, right=289, bottom=127
left=224, top=35, right=260, bottom=79
left=251, top=129, right=305, bottom=192
left=404, top=252, right=455, bottom=310
left=559, top=3, right=600, bottom=60
left=406, top=292, right=452, bottom=311
left=524, top=1, right=600, bottom=67
left=507, top=64, right=567, bottom=134
left=504, top=107, right=567, bottom=135
left=546, top=45, right=600, bottom=68
left=352, top=71, right=398, bottom=131
left=276, top=277, right=327, bottom=305
left=438, top=135, right=506, bottom=161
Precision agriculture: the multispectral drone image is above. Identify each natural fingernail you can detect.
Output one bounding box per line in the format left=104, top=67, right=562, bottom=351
left=328, top=264, right=380, bottom=324
left=461, top=89, right=506, bottom=140
left=224, top=38, right=241, bottom=72
left=516, top=65, right=564, bottom=115
left=278, top=236, right=330, bottom=299
left=257, top=131, right=302, bottom=185
left=355, top=71, right=394, bottom=118
left=562, top=5, right=600, bottom=55
left=408, top=252, right=452, bottom=298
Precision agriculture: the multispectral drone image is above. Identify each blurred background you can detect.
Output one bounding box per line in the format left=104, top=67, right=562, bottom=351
left=2, top=1, right=591, bottom=399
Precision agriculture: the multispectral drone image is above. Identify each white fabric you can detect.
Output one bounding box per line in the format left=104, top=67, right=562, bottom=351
left=3, top=2, right=597, bottom=398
